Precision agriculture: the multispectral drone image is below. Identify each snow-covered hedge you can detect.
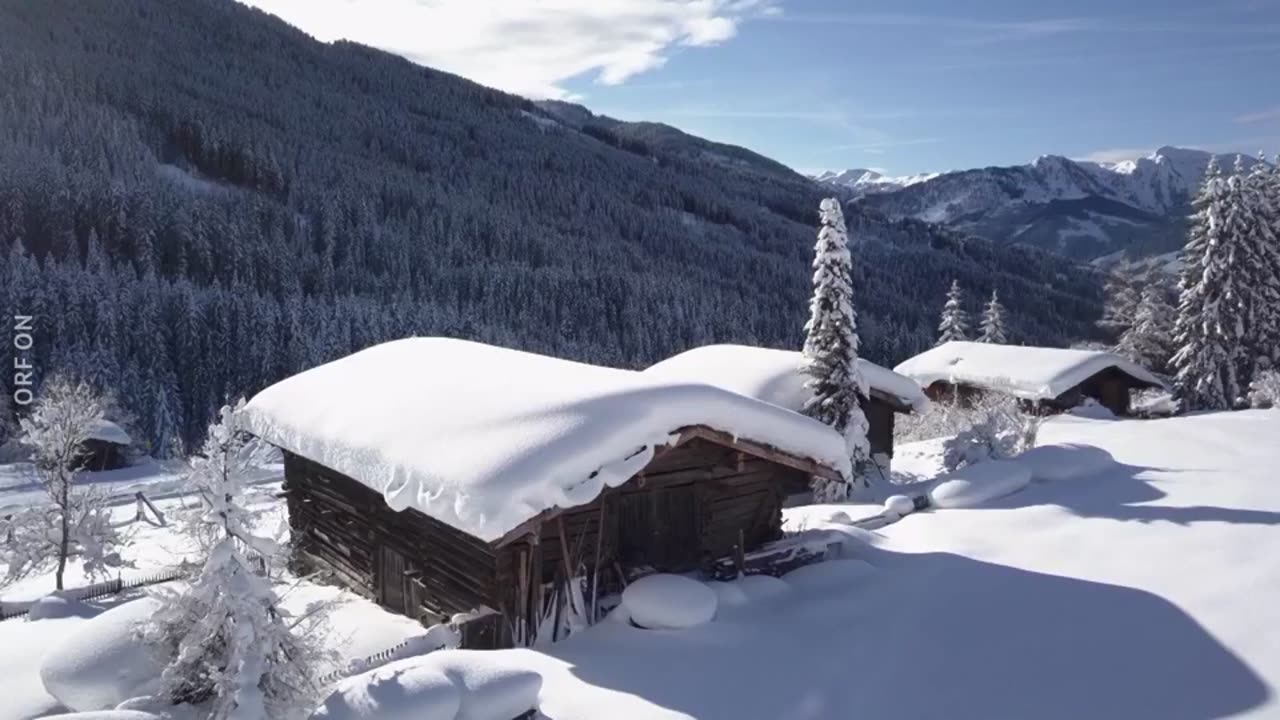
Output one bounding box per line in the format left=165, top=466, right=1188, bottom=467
left=939, top=394, right=1040, bottom=472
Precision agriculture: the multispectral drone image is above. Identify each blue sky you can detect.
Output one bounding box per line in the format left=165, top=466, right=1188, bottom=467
left=244, top=0, right=1280, bottom=175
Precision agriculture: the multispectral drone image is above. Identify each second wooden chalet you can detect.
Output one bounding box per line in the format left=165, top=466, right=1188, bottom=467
left=893, top=341, right=1165, bottom=416
left=645, top=344, right=930, bottom=477
left=242, top=338, right=851, bottom=648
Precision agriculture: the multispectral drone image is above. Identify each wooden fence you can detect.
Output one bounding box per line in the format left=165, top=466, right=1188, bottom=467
left=0, top=567, right=189, bottom=621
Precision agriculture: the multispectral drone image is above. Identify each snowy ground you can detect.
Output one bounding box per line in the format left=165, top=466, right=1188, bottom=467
left=3, top=410, right=1279, bottom=719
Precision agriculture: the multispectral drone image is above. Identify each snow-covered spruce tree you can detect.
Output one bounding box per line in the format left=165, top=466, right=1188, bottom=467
left=1241, top=156, right=1280, bottom=375
left=143, top=401, right=321, bottom=719
left=1172, top=156, right=1258, bottom=409
left=2, top=376, right=126, bottom=590
left=800, top=198, right=871, bottom=500
left=1116, top=285, right=1176, bottom=375
left=978, top=290, right=1008, bottom=344
left=936, top=280, right=970, bottom=345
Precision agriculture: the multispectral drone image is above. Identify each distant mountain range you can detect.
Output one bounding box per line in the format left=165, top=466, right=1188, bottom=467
left=816, top=147, right=1270, bottom=261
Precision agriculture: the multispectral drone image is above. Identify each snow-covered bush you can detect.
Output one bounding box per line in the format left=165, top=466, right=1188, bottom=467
left=1249, top=370, right=1280, bottom=409
left=621, top=573, right=717, bottom=630
left=939, top=394, right=1040, bottom=472
left=2, top=376, right=128, bottom=590
left=1131, top=388, right=1178, bottom=418
left=142, top=401, right=327, bottom=720
left=929, top=460, right=1033, bottom=509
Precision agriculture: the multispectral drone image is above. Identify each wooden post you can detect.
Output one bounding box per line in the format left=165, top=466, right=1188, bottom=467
left=556, top=517, right=579, bottom=616
left=590, top=495, right=607, bottom=621
left=734, top=529, right=747, bottom=578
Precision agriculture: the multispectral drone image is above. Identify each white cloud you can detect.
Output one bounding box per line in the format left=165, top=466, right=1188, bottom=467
left=237, top=0, right=771, bottom=100
left=1078, top=147, right=1154, bottom=163
left=1236, top=106, right=1280, bottom=124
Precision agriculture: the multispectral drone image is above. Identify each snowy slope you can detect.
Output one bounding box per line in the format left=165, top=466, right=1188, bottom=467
left=853, top=147, right=1272, bottom=260
left=4, top=411, right=1280, bottom=718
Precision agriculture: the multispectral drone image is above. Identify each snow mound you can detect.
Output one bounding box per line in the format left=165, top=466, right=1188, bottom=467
left=893, top=341, right=1163, bottom=401
left=732, top=574, right=791, bottom=602
left=40, top=598, right=165, bottom=712
left=703, top=580, right=750, bottom=609
left=645, top=343, right=930, bottom=414
left=27, top=594, right=97, bottom=620
left=37, top=707, right=162, bottom=712
left=884, top=495, right=916, bottom=517
left=311, top=657, right=460, bottom=720
left=311, top=650, right=541, bottom=720
left=622, top=574, right=717, bottom=630
left=242, top=338, right=850, bottom=541
left=783, top=559, right=877, bottom=592
left=929, top=460, right=1033, bottom=509
left=438, top=650, right=543, bottom=720
left=1019, top=444, right=1115, bottom=482
left=1069, top=398, right=1116, bottom=419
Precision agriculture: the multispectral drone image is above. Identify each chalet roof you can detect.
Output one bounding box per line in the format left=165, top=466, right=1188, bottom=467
left=241, top=338, right=851, bottom=542
left=84, top=419, right=131, bottom=446
left=892, top=341, right=1164, bottom=401
left=644, top=344, right=929, bottom=414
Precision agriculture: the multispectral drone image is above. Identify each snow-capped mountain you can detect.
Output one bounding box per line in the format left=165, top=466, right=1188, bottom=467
left=828, top=147, right=1269, bottom=261
left=811, top=168, right=939, bottom=196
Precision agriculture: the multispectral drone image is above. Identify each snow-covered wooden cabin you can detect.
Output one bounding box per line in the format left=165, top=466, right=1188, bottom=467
left=893, top=341, right=1164, bottom=416
left=242, top=338, right=850, bottom=647
left=78, top=419, right=131, bottom=471
left=645, top=344, right=929, bottom=475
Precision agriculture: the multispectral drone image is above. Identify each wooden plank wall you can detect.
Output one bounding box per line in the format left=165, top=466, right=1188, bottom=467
left=283, top=452, right=499, bottom=624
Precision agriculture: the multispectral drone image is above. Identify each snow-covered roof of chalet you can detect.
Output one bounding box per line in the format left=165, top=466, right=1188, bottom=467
left=892, top=341, right=1164, bottom=401
left=644, top=344, right=930, bottom=414
left=84, top=419, right=131, bottom=446
left=241, top=338, right=851, bottom=542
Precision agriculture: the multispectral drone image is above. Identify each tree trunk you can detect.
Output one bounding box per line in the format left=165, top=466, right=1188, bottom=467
left=56, top=470, right=69, bottom=591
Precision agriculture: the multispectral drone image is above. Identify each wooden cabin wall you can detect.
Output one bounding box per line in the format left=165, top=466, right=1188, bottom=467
left=77, top=440, right=125, bottom=472
left=282, top=452, right=500, bottom=626
left=1067, top=368, right=1135, bottom=416
left=863, top=397, right=896, bottom=458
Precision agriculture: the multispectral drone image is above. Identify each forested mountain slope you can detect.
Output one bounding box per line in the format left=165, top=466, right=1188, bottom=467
left=0, top=0, right=1106, bottom=452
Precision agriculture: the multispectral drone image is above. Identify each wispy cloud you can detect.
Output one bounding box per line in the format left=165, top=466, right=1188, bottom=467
left=1237, top=106, right=1280, bottom=124
left=765, top=11, right=1093, bottom=43
left=237, top=0, right=776, bottom=100
left=828, top=137, right=944, bottom=152
left=1078, top=147, right=1153, bottom=163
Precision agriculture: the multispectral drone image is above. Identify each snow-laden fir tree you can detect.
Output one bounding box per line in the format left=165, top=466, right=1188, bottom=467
left=1, top=376, right=127, bottom=590
left=143, top=400, right=322, bottom=719
left=800, top=198, right=871, bottom=500
left=936, top=280, right=970, bottom=345
left=1173, top=157, right=1258, bottom=409
left=978, top=290, right=1008, bottom=344
left=1116, top=285, right=1177, bottom=375
left=1241, top=155, right=1280, bottom=375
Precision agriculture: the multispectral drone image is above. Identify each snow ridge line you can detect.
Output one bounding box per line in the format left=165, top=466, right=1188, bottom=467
left=0, top=566, right=189, bottom=621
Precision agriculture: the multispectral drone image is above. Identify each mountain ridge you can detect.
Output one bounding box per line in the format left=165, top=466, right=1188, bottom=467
left=817, top=147, right=1270, bottom=260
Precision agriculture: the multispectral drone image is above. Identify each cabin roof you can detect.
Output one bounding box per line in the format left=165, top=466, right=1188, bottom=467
left=892, top=341, right=1165, bottom=401
left=242, top=338, right=851, bottom=542
left=644, top=344, right=929, bottom=415
left=84, top=419, right=131, bottom=446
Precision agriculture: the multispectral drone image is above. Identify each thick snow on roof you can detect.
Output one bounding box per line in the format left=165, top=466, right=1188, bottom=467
left=241, top=338, right=851, bottom=542
left=644, top=344, right=929, bottom=414
left=84, top=419, right=131, bottom=446
left=893, top=341, right=1163, bottom=401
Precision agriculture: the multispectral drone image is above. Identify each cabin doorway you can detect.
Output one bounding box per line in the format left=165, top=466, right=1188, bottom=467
left=377, top=544, right=410, bottom=614
left=615, top=484, right=702, bottom=573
